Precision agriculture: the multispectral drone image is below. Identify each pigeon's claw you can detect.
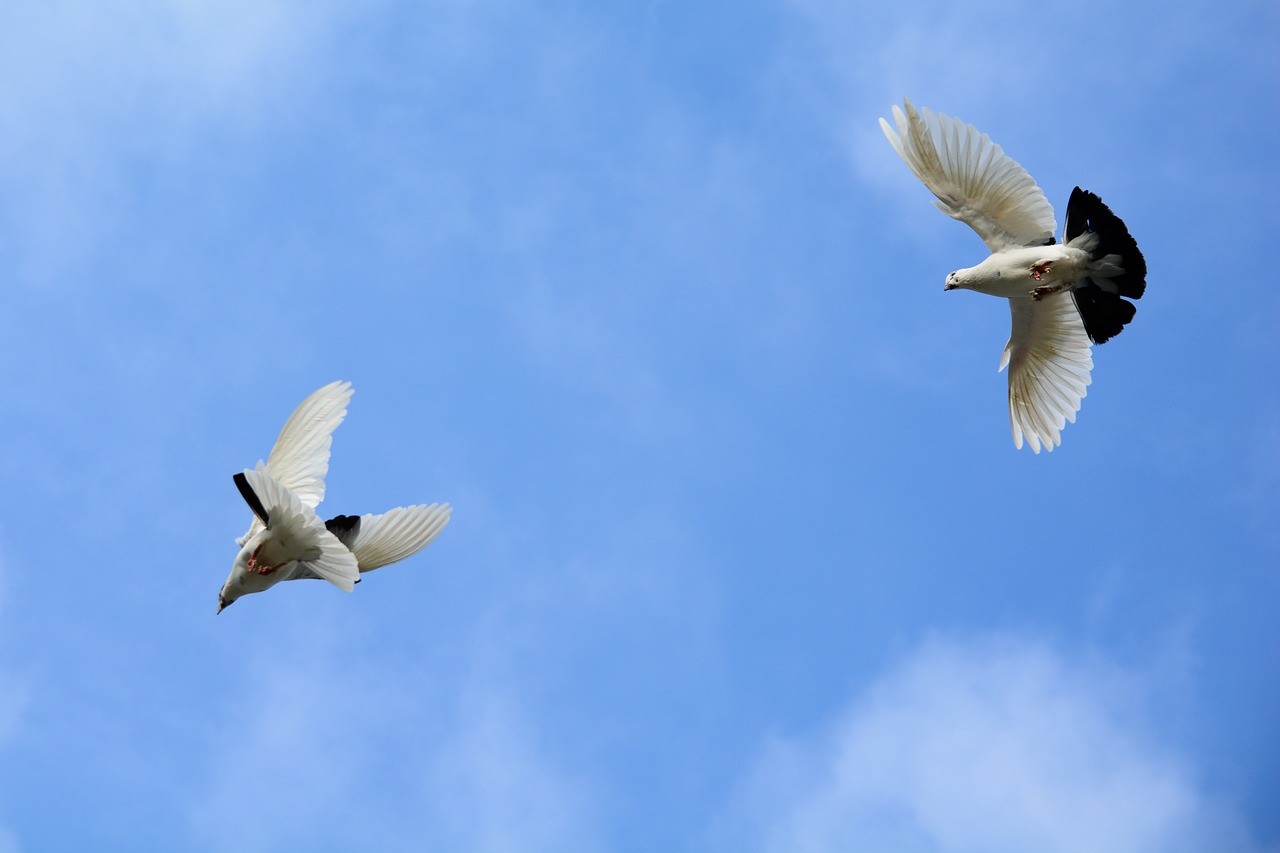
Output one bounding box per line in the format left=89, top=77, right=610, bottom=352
left=246, top=545, right=282, bottom=575
left=1030, top=260, right=1053, bottom=281
left=1031, top=282, right=1070, bottom=301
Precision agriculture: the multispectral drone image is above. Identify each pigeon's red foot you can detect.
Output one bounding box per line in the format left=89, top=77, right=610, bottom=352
left=1031, top=283, right=1069, bottom=301
left=247, top=546, right=281, bottom=575
left=1030, top=261, right=1053, bottom=281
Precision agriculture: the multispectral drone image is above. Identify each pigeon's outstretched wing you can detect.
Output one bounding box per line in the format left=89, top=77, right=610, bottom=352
left=1000, top=293, right=1094, bottom=453
left=264, top=380, right=352, bottom=508
left=351, top=504, right=452, bottom=572
left=236, top=381, right=352, bottom=547
left=880, top=100, right=1056, bottom=251
left=238, top=465, right=360, bottom=591
left=294, top=504, right=451, bottom=583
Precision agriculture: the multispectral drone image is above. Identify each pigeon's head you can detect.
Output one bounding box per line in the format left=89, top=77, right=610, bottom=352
left=945, top=270, right=962, bottom=291
left=217, top=583, right=240, bottom=614
left=217, top=546, right=258, bottom=613
left=218, top=541, right=258, bottom=613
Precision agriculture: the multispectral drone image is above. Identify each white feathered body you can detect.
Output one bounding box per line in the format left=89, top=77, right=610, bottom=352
left=222, top=511, right=324, bottom=602
left=951, top=243, right=1092, bottom=299
left=229, top=529, right=304, bottom=596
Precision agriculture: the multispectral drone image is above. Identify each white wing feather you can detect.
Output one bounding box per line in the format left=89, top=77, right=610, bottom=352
left=880, top=100, right=1056, bottom=251
left=237, top=381, right=352, bottom=547
left=1001, top=294, right=1093, bottom=453
left=352, top=503, right=452, bottom=572
left=240, top=465, right=360, bottom=591
left=265, top=380, right=353, bottom=508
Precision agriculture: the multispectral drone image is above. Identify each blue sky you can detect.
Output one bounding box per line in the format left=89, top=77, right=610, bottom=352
left=0, top=1, right=1276, bottom=850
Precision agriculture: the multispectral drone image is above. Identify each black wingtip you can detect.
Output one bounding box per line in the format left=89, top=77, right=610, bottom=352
left=233, top=472, right=270, bottom=525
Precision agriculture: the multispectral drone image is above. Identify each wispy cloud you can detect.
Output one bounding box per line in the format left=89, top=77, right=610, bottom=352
left=185, top=494, right=720, bottom=849
left=0, top=1, right=357, bottom=280
left=784, top=0, right=1058, bottom=212
left=421, top=682, right=605, bottom=852
left=717, top=634, right=1263, bottom=853
left=786, top=0, right=1277, bottom=236
left=188, top=626, right=603, bottom=852
left=185, top=504, right=704, bottom=852
left=0, top=1, right=347, bottom=151
left=188, top=636, right=389, bottom=850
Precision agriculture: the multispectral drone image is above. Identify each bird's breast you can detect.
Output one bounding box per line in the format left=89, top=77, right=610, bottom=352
left=964, top=246, right=1079, bottom=298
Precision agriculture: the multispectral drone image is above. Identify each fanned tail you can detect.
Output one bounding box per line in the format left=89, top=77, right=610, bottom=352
left=1064, top=187, right=1147, bottom=344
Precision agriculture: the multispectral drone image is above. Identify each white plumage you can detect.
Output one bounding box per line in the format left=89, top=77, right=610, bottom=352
left=880, top=100, right=1147, bottom=452
left=218, top=381, right=452, bottom=612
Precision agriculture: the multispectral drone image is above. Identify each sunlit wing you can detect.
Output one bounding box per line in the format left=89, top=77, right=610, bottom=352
left=1001, top=294, right=1093, bottom=453
left=880, top=100, right=1056, bottom=251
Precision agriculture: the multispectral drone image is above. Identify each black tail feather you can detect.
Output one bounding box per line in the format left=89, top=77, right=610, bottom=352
left=1065, top=187, right=1147, bottom=344
left=1071, top=281, right=1137, bottom=345
left=324, top=514, right=362, bottom=550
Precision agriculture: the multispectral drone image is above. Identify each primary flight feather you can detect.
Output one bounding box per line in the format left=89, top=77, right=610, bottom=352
left=218, top=380, right=452, bottom=612
left=880, top=99, right=1147, bottom=452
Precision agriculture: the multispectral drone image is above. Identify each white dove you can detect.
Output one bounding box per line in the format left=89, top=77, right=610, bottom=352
left=218, top=380, right=452, bottom=613
left=880, top=99, right=1147, bottom=452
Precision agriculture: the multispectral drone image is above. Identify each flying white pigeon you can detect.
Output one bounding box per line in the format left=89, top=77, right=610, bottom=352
left=218, top=380, right=452, bottom=613
left=880, top=99, right=1147, bottom=452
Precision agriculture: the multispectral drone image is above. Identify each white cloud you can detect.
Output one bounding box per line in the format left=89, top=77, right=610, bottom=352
left=784, top=0, right=1251, bottom=229
left=785, top=0, right=1057, bottom=206
left=422, top=683, right=604, bottom=853
left=0, top=0, right=358, bottom=280
left=718, top=635, right=1262, bottom=853
left=188, top=647, right=383, bottom=851
left=186, top=503, right=711, bottom=850
left=0, top=0, right=341, bottom=145
left=189, top=608, right=604, bottom=852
